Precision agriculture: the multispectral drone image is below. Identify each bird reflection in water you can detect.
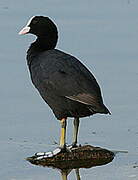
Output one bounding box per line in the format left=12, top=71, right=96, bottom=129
left=60, top=168, right=80, bottom=180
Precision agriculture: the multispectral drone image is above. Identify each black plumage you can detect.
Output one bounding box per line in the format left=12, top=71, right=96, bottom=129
left=19, top=16, right=110, bottom=120
left=27, top=48, right=110, bottom=119
left=19, top=16, right=110, bottom=150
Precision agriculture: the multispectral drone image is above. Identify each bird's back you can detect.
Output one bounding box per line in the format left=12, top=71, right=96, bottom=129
left=27, top=49, right=110, bottom=118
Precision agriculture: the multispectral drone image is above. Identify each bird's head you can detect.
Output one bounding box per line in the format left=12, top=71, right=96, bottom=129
left=19, top=16, right=58, bottom=37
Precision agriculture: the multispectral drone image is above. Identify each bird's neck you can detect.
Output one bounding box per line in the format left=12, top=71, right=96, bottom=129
left=27, top=35, right=58, bottom=68
left=29, top=34, right=58, bottom=52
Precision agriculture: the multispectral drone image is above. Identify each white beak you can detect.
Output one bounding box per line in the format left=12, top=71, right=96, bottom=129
left=18, top=26, right=30, bottom=35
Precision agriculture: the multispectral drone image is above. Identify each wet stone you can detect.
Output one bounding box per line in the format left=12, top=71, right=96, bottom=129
left=26, top=145, right=115, bottom=169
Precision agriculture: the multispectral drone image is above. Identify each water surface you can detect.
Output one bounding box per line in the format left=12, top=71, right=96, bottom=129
left=0, top=0, right=138, bottom=179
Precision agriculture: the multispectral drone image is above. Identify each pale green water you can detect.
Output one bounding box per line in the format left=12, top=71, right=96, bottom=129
left=0, top=0, right=138, bottom=179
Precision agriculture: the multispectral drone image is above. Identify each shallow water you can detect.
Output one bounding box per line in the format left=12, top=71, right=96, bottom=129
left=0, top=0, right=138, bottom=179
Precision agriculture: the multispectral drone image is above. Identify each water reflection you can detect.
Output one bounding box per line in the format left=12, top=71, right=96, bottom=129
left=60, top=168, right=80, bottom=180
left=27, top=145, right=115, bottom=180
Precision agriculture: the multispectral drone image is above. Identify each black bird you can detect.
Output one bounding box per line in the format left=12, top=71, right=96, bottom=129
left=19, top=16, right=110, bottom=151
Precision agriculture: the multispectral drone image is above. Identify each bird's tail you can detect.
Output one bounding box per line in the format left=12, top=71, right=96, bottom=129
left=102, top=104, right=111, bottom=115
left=89, top=104, right=111, bottom=115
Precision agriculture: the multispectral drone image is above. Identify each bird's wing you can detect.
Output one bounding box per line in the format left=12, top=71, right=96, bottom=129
left=65, top=93, right=98, bottom=105
left=36, top=50, right=104, bottom=108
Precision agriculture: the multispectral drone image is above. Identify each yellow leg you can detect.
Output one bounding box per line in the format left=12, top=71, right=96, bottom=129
left=61, top=169, right=71, bottom=180
left=72, top=117, right=80, bottom=147
left=61, top=171, right=67, bottom=180
left=59, top=118, right=67, bottom=148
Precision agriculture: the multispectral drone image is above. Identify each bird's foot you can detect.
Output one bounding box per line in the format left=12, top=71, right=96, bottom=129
left=59, top=144, right=69, bottom=153
left=35, top=145, right=70, bottom=160
left=35, top=148, right=61, bottom=160
left=68, top=143, right=81, bottom=150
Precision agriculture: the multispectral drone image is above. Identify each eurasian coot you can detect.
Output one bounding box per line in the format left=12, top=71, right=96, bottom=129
left=19, top=16, right=110, bottom=151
